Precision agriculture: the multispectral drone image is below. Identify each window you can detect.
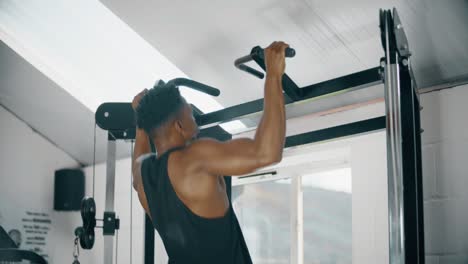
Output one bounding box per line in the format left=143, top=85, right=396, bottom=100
left=232, top=167, right=352, bottom=264
left=232, top=180, right=291, bottom=264
left=302, top=168, right=352, bottom=264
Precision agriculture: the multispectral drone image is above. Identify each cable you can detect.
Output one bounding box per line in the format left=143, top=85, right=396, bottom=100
left=115, top=229, right=119, bottom=264
left=108, top=131, right=117, bottom=141
left=92, top=122, right=97, bottom=198
left=130, top=140, right=134, bottom=264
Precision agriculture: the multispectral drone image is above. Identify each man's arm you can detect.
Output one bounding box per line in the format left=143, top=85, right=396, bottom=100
left=185, top=41, right=287, bottom=176
left=132, top=129, right=151, bottom=189
left=131, top=90, right=152, bottom=215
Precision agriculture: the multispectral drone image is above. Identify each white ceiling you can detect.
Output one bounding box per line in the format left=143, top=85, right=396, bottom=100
left=0, top=0, right=236, bottom=114
left=0, top=40, right=131, bottom=165
left=1, top=0, right=468, bottom=165
left=100, top=0, right=468, bottom=107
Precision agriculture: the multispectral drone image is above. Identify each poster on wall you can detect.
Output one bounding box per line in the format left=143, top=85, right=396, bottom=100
left=0, top=204, right=53, bottom=262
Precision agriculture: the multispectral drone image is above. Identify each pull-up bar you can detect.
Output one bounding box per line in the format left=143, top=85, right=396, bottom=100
left=196, top=67, right=382, bottom=129
left=95, top=69, right=382, bottom=138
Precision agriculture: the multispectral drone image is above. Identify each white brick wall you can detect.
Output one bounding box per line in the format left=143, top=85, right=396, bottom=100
left=0, top=106, right=81, bottom=263
left=420, top=85, right=468, bottom=263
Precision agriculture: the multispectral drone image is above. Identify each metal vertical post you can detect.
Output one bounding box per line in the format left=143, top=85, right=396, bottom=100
left=104, top=137, right=117, bottom=264
left=384, top=14, right=405, bottom=263
left=403, top=67, right=416, bottom=259
left=381, top=8, right=425, bottom=264
left=290, top=175, right=303, bottom=264
left=400, top=58, right=419, bottom=264
left=413, top=95, right=425, bottom=263
left=400, top=58, right=423, bottom=263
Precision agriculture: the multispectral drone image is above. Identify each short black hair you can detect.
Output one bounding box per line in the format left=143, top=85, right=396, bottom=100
left=135, top=81, right=185, bottom=135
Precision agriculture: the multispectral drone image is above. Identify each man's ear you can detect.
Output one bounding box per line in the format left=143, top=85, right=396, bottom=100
left=174, top=120, right=184, bottom=134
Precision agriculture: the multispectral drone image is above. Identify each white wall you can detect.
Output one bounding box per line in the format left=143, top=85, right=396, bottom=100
left=420, top=85, right=468, bottom=264
left=350, top=132, right=389, bottom=264
left=0, top=104, right=147, bottom=264
left=0, top=105, right=80, bottom=263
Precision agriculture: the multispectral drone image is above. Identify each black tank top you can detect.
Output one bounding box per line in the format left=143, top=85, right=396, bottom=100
left=141, top=147, right=252, bottom=264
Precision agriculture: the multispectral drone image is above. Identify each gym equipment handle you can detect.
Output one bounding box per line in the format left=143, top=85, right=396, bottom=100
left=167, top=78, right=220, bottom=96
left=0, top=249, right=47, bottom=264
left=96, top=78, right=220, bottom=132
left=234, top=46, right=296, bottom=79
left=253, top=47, right=296, bottom=59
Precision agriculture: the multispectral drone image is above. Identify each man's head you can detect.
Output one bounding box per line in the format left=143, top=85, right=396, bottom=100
left=135, top=82, right=199, bottom=142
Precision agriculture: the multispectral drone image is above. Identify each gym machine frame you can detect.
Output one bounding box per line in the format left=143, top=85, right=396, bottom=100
left=77, top=8, right=423, bottom=264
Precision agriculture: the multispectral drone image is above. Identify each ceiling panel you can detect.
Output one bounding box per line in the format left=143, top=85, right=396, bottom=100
left=100, top=0, right=468, bottom=107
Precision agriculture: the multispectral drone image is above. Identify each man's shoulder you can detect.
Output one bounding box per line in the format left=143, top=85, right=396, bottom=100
left=184, top=138, right=221, bottom=154
left=172, top=138, right=222, bottom=176
left=137, top=152, right=157, bottom=163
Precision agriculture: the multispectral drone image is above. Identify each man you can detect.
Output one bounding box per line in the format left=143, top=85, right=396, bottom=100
left=132, top=41, right=288, bottom=263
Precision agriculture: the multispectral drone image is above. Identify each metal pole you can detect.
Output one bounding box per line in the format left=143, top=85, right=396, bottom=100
left=290, top=175, right=303, bottom=264
left=400, top=58, right=423, bottom=263
left=104, top=138, right=116, bottom=264
left=384, top=15, right=405, bottom=264
left=413, top=95, right=426, bottom=263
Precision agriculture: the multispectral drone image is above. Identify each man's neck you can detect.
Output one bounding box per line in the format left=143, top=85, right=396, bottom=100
left=153, top=137, right=186, bottom=156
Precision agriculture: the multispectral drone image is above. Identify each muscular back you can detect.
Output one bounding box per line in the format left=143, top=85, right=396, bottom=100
left=168, top=147, right=230, bottom=218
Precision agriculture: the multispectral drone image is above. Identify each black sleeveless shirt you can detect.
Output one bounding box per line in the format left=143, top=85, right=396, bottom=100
left=141, top=147, right=252, bottom=264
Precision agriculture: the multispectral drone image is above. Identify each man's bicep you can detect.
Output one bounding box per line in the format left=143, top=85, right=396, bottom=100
left=190, top=138, right=266, bottom=176
left=133, top=153, right=155, bottom=189
left=133, top=154, right=155, bottom=215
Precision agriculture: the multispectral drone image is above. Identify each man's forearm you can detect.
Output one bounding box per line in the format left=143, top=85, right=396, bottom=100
left=134, top=128, right=151, bottom=156
left=254, top=74, right=286, bottom=161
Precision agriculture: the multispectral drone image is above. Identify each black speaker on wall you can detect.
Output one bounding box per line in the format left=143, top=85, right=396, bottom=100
left=54, top=169, right=85, bottom=211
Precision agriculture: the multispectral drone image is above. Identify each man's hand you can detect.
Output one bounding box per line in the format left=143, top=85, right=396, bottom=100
left=132, top=89, right=148, bottom=110
left=264, top=41, right=289, bottom=78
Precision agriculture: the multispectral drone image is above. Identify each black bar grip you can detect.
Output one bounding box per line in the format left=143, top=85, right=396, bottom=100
left=252, top=46, right=296, bottom=59
left=234, top=54, right=265, bottom=79
left=167, top=78, right=220, bottom=96
left=234, top=45, right=296, bottom=79
left=286, top=48, right=296, bottom=57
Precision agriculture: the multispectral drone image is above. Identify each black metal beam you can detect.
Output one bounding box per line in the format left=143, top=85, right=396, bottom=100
left=400, top=65, right=419, bottom=264
left=399, top=62, right=425, bottom=264
left=414, top=94, right=425, bottom=263
left=284, top=116, right=385, bottom=148
left=195, top=67, right=382, bottom=128
left=301, top=67, right=382, bottom=99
